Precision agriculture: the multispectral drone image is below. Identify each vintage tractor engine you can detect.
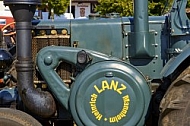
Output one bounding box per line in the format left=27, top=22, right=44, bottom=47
left=0, top=0, right=189, bottom=126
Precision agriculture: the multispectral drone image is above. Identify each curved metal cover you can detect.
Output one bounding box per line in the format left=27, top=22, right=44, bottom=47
left=70, top=61, right=151, bottom=126
left=161, top=46, right=190, bottom=77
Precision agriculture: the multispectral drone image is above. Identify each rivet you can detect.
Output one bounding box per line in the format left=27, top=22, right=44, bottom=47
left=44, top=55, right=53, bottom=65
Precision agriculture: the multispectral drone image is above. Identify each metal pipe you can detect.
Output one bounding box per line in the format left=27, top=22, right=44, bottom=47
left=134, top=0, right=149, bottom=32
left=3, top=0, right=56, bottom=118
left=129, top=0, right=154, bottom=58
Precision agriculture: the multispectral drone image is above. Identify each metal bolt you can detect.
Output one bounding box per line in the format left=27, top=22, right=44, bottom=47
left=105, top=72, right=113, bottom=77
left=44, top=55, right=53, bottom=65
left=155, top=32, right=158, bottom=35
left=171, top=29, right=175, bottom=33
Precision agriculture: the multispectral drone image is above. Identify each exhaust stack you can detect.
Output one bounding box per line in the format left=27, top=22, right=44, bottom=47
left=3, top=0, right=56, bottom=118
left=134, top=0, right=149, bottom=33
left=129, top=0, right=155, bottom=58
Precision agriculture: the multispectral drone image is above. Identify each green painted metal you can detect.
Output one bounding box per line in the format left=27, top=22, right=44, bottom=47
left=37, top=47, right=151, bottom=125
left=1, top=0, right=190, bottom=125
left=128, top=31, right=156, bottom=58
left=36, top=46, right=120, bottom=109
left=33, top=0, right=190, bottom=125
left=34, top=16, right=167, bottom=79
left=134, top=0, right=149, bottom=32
left=128, top=0, right=156, bottom=58
left=170, top=0, right=190, bottom=36
left=69, top=61, right=151, bottom=126
left=71, top=18, right=123, bottom=58
left=161, top=44, right=190, bottom=77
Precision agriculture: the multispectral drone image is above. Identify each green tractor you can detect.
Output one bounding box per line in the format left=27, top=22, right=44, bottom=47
left=0, top=0, right=189, bottom=125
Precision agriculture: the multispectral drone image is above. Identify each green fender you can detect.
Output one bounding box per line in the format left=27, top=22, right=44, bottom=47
left=161, top=45, right=190, bottom=77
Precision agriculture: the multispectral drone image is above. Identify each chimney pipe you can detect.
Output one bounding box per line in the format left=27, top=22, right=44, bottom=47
left=3, top=0, right=56, bottom=118
left=134, top=0, right=149, bottom=32
left=129, top=0, right=155, bottom=58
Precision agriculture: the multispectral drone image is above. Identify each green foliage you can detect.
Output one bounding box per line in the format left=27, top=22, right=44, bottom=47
left=95, top=0, right=133, bottom=16
left=40, top=0, right=70, bottom=15
left=187, top=0, right=190, bottom=8
left=148, top=2, right=162, bottom=16
left=95, top=0, right=190, bottom=16
left=148, top=0, right=174, bottom=16
left=38, top=0, right=190, bottom=17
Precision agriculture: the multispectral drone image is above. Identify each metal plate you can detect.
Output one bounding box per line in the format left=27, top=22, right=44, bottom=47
left=69, top=60, right=151, bottom=126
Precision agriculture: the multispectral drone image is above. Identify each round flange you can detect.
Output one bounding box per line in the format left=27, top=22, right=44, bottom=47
left=70, top=61, right=151, bottom=126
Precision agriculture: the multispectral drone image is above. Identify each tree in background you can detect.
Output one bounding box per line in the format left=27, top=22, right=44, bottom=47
left=39, top=0, right=70, bottom=16
left=95, top=0, right=190, bottom=16
left=95, top=0, right=133, bottom=16
left=38, top=0, right=190, bottom=17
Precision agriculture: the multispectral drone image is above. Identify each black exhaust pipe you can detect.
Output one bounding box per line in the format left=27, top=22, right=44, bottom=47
left=3, top=0, right=56, bottom=118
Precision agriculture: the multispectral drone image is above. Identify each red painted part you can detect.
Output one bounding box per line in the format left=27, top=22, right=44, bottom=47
left=0, top=78, right=3, bottom=84
left=0, top=16, right=14, bottom=29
